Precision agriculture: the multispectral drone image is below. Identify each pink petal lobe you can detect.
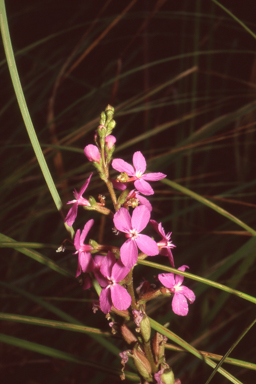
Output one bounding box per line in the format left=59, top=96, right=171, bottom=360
left=100, top=251, right=116, bottom=277
left=112, top=158, right=135, bottom=176
left=172, top=293, right=189, bottom=316
left=111, top=179, right=127, bottom=191
left=112, top=260, right=130, bottom=282
left=99, top=288, right=112, bottom=314
left=74, top=229, right=81, bottom=250
left=113, top=207, right=132, bottom=233
left=133, top=151, right=147, bottom=174
left=179, top=286, right=196, bottom=303
left=79, top=173, right=93, bottom=196
left=149, top=219, right=159, bottom=233
left=80, top=219, right=94, bottom=243
left=82, top=275, right=92, bottom=290
left=65, top=203, right=78, bottom=227
left=175, top=265, right=189, bottom=285
left=158, top=273, right=175, bottom=288
left=120, top=239, right=138, bottom=268
left=136, top=234, right=159, bottom=256
left=134, top=179, right=154, bottom=195
left=131, top=205, right=150, bottom=232
left=137, top=195, right=152, bottom=211
left=111, top=284, right=131, bottom=311
left=79, top=252, right=94, bottom=273
left=143, top=172, right=166, bottom=181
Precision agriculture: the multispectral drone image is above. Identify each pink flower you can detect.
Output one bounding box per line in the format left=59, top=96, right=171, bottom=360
left=105, top=135, right=116, bottom=149
left=150, top=220, right=175, bottom=267
left=74, top=219, right=94, bottom=277
left=113, top=205, right=159, bottom=268
left=84, top=144, right=101, bottom=163
left=98, top=251, right=131, bottom=314
left=112, top=151, right=166, bottom=195
left=65, top=173, right=92, bottom=227
left=158, top=266, right=195, bottom=316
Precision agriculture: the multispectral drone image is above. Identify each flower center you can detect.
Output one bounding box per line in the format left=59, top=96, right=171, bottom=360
left=135, top=170, right=143, bottom=179
left=125, top=228, right=138, bottom=240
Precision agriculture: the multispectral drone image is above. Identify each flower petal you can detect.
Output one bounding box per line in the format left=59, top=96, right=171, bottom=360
left=111, top=284, right=131, bottom=311
left=143, top=172, right=166, bottom=181
left=133, top=151, right=147, bottom=174
left=79, top=252, right=94, bottom=273
left=112, top=259, right=130, bottom=282
left=80, top=219, right=94, bottom=244
left=178, top=286, right=196, bottom=303
left=100, top=251, right=116, bottom=278
left=113, top=207, right=132, bottom=233
left=111, top=179, right=127, bottom=191
left=158, top=273, right=175, bottom=288
left=82, top=275, right=92, bottom=290
left=120, top=239, right=138, bottom=268
left=65, top=203, right=78, bottom=227
left=112, top=158, right=135, bottom=176
left=172, top=293, right=189, bottom=316
left=74, top=229, right=81, bottom=250
left=137, top=194, right=152, bottom=211
left=131, top=205, right=150, bottom=232
left=136, top=234, right=159, bottom=256
left=99, top=287, right=112, bottom=314
left=134, top=179, right=154, bottom=195
left=78, top=173, right=93, bottom=197
left=175, top=265, right=189, bottom=286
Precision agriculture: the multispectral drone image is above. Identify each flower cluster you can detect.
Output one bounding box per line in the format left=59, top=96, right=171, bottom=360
left=62, top=105, right=195, bottom=383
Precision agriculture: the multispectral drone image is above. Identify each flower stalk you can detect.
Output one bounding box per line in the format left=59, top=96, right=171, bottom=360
left=62, top=105, right=195, bottom=383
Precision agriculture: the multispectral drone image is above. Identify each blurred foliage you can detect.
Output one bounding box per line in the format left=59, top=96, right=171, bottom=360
left=1, top=0, right=256, bottom=383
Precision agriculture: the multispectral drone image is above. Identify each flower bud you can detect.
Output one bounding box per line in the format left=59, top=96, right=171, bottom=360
left=100, top=111, right=106, bottom=125
left=97, top=124, right=107, bottom=138
left=132, top=343, right=153, bottom=382
left=106, top=119, right=116, bottom=135
left=105, top=135, right=116, bottom=150
left=84, top=144, right=101, bottom=163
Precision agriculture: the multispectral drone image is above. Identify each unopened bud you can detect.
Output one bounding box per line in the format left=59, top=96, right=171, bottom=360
left=105, top=135, right=116, bottom=150
left=105, top=104, right=114, bottom=113
left=106, top=119, right=116, bottom=135
left=100, top=111, right=106, bottom=125
left=97, top=124, right=107, bottom=139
